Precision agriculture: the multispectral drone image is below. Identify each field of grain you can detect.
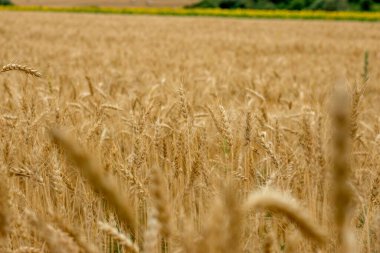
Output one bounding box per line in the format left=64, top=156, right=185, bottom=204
left=12, top=0, right=197, bottom=7
left=1, top=11, right=380, bottom=253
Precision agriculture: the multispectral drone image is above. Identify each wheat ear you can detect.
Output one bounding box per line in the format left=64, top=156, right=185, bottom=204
left=0, top=175, right=10, bottom=238
left=150, top=167, right=171, bottom=239
left=142, top=209, right=159, bottom=253
left=13, top=246, right=42, bottom=253
left=98, top=221, right=139, bottom=253
left=332, top=83, right=355, bottom=253
left=1, top=64, right=42, bottom=78
left=53, top=216, right=101, bottom=253
left=25, top=210, right=77, bottom=253
left=50, top=129, right=136, bottom=235
left=244, top=190, right=326, bottom=246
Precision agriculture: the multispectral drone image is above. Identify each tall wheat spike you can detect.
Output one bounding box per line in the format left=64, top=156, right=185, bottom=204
left=13, top=246, right=42, bottom=253
left=0, top=175, right=10, bottom=238
left=53, top=216, right=101, bottom=253
left=244, top=190, right=326, bottom=246
left=98, top=221, right=139, bottom=253
left=25, top=210, right=77, bottom=253
left=50, top=129, right=136, bottom=235
left=150, top=167, right=171, bottom=239
left=331, top=83, right=355, bottom=253
left=0, top=64, right=42, bottom=77
left=142, top=209, right=159, bottom=253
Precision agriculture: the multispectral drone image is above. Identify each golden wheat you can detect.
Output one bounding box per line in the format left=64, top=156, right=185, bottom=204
left=50, top=130, right=136, bottom=235
left=0, top=64, right=42, bottom=78
left=0, top=11, right=379, bottom=253
left=98, top=221, right=139, bottom=253
left=244, top=190, right=326, bottom=245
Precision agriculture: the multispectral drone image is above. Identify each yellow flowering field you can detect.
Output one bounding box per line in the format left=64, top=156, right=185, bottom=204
left=1, top=5, right=380, bottom=21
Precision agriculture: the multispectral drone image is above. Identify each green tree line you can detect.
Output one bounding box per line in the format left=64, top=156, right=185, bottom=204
left=0, top=0, right=12, bottom=5
left=189, top=0, right=379, bottom=11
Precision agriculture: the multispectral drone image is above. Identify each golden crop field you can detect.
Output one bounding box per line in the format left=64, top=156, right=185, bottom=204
left=12, top=0, right=197, bottom=7
left=1, top=11, right=380, bottom=253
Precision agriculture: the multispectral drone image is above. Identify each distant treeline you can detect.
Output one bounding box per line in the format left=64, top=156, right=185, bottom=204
left=0, top=0, right=12, bottom=5
left=189, top=0, right=378, bottom=11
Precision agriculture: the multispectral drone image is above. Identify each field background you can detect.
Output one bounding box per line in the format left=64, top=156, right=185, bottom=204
left=1, top=10, right=380, bottom=253
left=12, top=0, right=197, bottom=7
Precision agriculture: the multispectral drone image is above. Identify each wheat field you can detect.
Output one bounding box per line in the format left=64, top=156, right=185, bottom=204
left=1, top=11, right=380, bottom=253
left=12, top=0, right=197, bottom=7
